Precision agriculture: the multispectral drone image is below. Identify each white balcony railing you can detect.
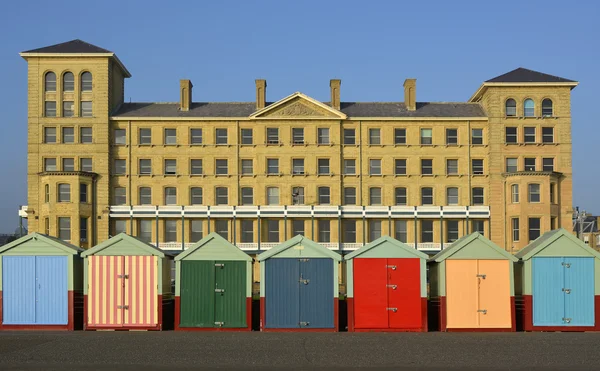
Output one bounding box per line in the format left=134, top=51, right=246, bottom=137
left=340, top=243, right=364, bottom=251
left=416, top=243, right=452, bottom=251
left=154, top=242, right=194, bottom=251
left=152, top=241, right=453, bottom=252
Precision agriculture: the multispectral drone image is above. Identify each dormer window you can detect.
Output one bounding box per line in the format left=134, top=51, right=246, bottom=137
left=524, top=99, right=535, bottom=117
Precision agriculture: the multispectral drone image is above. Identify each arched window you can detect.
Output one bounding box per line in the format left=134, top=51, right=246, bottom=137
left=45, top=72, right=56, bottom=92
left=81, top=72, right=92, bottom=92
left=505, top=98, right=516, bottom=117
left=63, top=72, right=74, bottom=92
left=524, top=99, right=535, bottom=117
left=542, top=99, right=553, bottom=117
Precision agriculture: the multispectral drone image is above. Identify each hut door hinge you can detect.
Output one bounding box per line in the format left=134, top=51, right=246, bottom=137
left=299, top=321, right=310, bottom=326
left=478, top=309, right=487, bottom=314
left=562, top=288, right=571, bottom=294
left=118, top=274, right=129, bottom=279
left=386, top=308, right=398, bottom=312
left=215, top=288, right=225, bottom=294
left=117, top=305, right=129, bottom=310
left=562, top=262, right=571, bottom=268
left=214, top=321, right=225, bottom=327
left=476, top=274, right=486, bottom=279
left=386, top=265, right=397, bottom=270
left=386, top=284, right=397, bottom=290
left=299, top=274, right=310, bottom=285
left=215, top=263, right=225, bottom=268
left=562, top=317, right=572, bottom=323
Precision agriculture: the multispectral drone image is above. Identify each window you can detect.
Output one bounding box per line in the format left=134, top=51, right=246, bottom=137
left=44, top=127, right=56, bottom=143
left=343, top=129, right=355, bottom=145
left=139, top=187, right=152, bottom=205
left=63, top=101, right=74, bottom=117
left=62, top=127, right=74, bottom=143
left=216, top=187, right=228, bottom=205
left=80, top=158, right=92, bottom=172
left=505, top=127, right=518, bottom=143
left=542, top=127, right=554, bottom=143
left=472, top=187, right=484, bottom=205
left=165, top=220, right=177, bottom=243
left=344, top=159, right=356, bottom=175
left=542, top=99, right=553, bottom=117
left=524, top=127, right=536, bottom=143
left=369, top=187, right=382, bottom=205
left=45, top=184, right=49, bottom=203
left=421, top=187, right=433, bottom=205
left=524, top=99, right=535, bottom=117
left=511, top=184, right=519, bottom=203
left=265, top=220, right=279, bottom=243
left=420, top=128, right=432, bottom=145
left=114, top=220, right=127, bottom=235
left=190, top=128, right=203, bottom=145
left=81, top=72, right=93, bottom=92
left=241, top=159, right=253, bottom=175
left=215, top=159, right=228, bottom=175
left=216, top=128, right=228, bottom=145
left=421, top=159, right=433, bottom=175
left=318, top=159, right=330, bottom=175
left=317, top=128, right=330, bottom=144
left=447, top=220, right=459, bottom=242
left=543, top=158, right=554, bottom=172
left=63, top=73, right=74, bottom=92
left=446, top=159, right=458, bottom=175
left=80, top=217, right=88, bottom=242
left=292, top=220, right=305, bottom=237
left=113, top=187, right=126, bottom=205
left=292, top=159, right=305, bottom=175
left=80, top=127, right=92, bottom=143
left=421, top=220, right=433, bottom=243
left=114, top=159, right=126, bottom=175
left=369, top=128, right=381, bottom=145
left=528, top=184, right=541, bottom=203
left=241, top=220, right=253, bottom=242
left=190, top=159, right=203, bottom=175
left=44, top=158, right=57, bottom=171
left=447, top=187, right=458, bottom=205
left=472, top=220, right=485, bottom=235
left=505, top=98, right=516, bottom=116
left=395, top=220, right=407, bottom=242
left=190, top=187, right=203, bottom=205
left=512, top=218, right=520, bottom=242
left=241, top=128, right=253, bottom=145
left=190, top=220, right=203, bottom=242
left=395, top=128, right=406, bottom=144
left=368, top=220, right=382, bottom=242
left=395, top=187, right=407, bottom=205
left=344, top=187, right=356, bottom=205
left=58, top=217, right=70, bottom=241
left=139, top=159, right=152, bottom=175
left=267, top=187, right=280, bottom=205
left=343, top=220, right=356, bottom=243
left=550, top=183, right=556, bottom=204
left=318, top=220, right=330, bottom=242
left=471, top=129, right=483, bottom=145
left=164, top=129, right=176, bottom=145
left=58, top=184, right=70, bottom=202
left=394, top=159, right=407, bottom=175
left=80, top=101, right=92, bottom=117
left=446, top=129, right=458, bottom=145
left=318, top=187, right=330, bottom=205
left=292, top=187, right=305, bottom=205
left=524, top=158, right=536, bottom=171
left=114, top=129, right=126, bottom=145
left=267, top=159, right=279, bottom=175
left=369, top=159, right=382, bottom=175
left=472, top=159, right=484, bottom=175
left=292, top=128, right=304, bottom=144
left=216, top=220, right=229, bottom=240
left=44, top=72, right=56, bottom=92
left=139, top=128, right=151, bottom=145
left=62, top=158, right=74, bottom=171
left=164, top=187, right=177, bottom=205
left=45, top=101, right=56, bottom=117
left=506, top=158, right=518, bottom=173
left=266, top=128, right=279, bottom=144
left=241, top=187, right=253, bottom=205
left=528, top=217, right=541, bottom=241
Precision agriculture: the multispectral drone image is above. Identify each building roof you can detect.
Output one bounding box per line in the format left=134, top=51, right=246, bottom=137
left=22, top=39, right=112, bottom=54
left=485, top=67, right=576, bottom=83
left=515, top=228, right=600, bottom=260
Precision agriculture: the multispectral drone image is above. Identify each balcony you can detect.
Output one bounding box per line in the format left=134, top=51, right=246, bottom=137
left=152, top=241, right=453, bottom=252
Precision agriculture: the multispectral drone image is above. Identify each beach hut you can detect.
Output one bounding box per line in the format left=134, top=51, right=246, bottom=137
left=174, top=232, right=252, bottom=331
left=516, top=228, right=600, bottom=331
left=345, top=236, right=429, bottom=332
left=0, top=233, right=82, bottom=330
left=81, top=233, right=173, bottom=330
left=429, top=232, right=518, bottom=332
left=257, top=235, right=342, bottom=331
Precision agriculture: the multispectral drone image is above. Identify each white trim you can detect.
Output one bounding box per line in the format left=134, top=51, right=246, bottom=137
left=249, top=92, right=347, bottom=119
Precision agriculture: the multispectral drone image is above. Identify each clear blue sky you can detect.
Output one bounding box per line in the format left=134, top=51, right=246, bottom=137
left=0, top=0, right=598, bottom=232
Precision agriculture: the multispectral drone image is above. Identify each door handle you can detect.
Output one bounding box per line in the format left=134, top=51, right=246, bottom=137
left=562, top=288, right=571, bottom=294
left=386, top=265, right=397, bottom=270
left=476, top=274, right=486, bottom=279
left=386, top=308, right=398, bottom=312
left=386, top=284, right=397, bottom=290
left=478, top=309, right=487, bottom=314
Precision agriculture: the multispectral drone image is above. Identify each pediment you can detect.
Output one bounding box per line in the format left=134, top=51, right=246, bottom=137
left=250, top=92, right=346, bottom=119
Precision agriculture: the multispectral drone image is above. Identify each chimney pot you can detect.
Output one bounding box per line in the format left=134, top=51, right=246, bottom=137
left=180, top=79, right=193, bottom=111
left=255, top=79, right=267, bottom=110
left=330, top=79, right=341, bottom=110
left=403, top=78, right=416, bottom=111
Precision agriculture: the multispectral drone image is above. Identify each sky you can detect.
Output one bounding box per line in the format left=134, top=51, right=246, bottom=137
left=0, top=0, right=598, bottom=233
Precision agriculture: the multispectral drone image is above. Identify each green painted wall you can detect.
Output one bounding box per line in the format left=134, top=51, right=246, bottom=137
left=180, top=239, right=251, bottom=261
left=445, top=240, right=509, bottom=260
left=93, top=242, right=155, bottom=256
left=271, top=243, right=335, bottom=259
left=533, top=235, right=595, bottom=257
left=175, top=259, right=251, bottom=297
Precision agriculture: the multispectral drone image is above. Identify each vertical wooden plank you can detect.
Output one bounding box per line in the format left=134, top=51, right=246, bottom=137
left=478, top=260, right=512, bottom=328
left=353, top=258, right=387, bottom=329
left=388, top=258, right=421, bottom=329
left=446, top=260, right=478, bottom=329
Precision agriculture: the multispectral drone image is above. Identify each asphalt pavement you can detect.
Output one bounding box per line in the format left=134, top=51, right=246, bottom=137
left=0, top=331, right=599, bottom=370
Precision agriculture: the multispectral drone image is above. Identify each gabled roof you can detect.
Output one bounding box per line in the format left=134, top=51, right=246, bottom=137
left=174, top=232, right=251, bottom=261
left=430, top=232, right=518, bottom=263
left=81, top=233, right=165, bottom=257
left=344, top=235, right=429, bottom=260
left=515, top=228, right=600, bottom=261
left=257, top=235, right=342, bottom=262
left=0, top=232, right=82, bottom=255
left=249, top=92, right=347, bottom=119
left=486, top=67, right=576, bottom=83
left=21, top=39, right=112, bottom=54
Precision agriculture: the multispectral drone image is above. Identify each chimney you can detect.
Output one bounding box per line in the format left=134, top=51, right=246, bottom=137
left=403, top=78, right=416, bottom=111
left=330, top=79, right=341, bottom=110
left=255, top=79, right=267, bottom=110
left=180, top=79, right=192, bottom=111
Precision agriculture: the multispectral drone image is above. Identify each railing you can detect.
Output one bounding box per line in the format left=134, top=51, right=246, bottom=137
left=152, top=241, right=453, bottom=252
left=154, top=242, right=194, bottom=251
left=416, top=243, right=452, bottom=251
left=340, top=243, right=364, bottom=251
left=236, top=243, right=258, bottom=250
